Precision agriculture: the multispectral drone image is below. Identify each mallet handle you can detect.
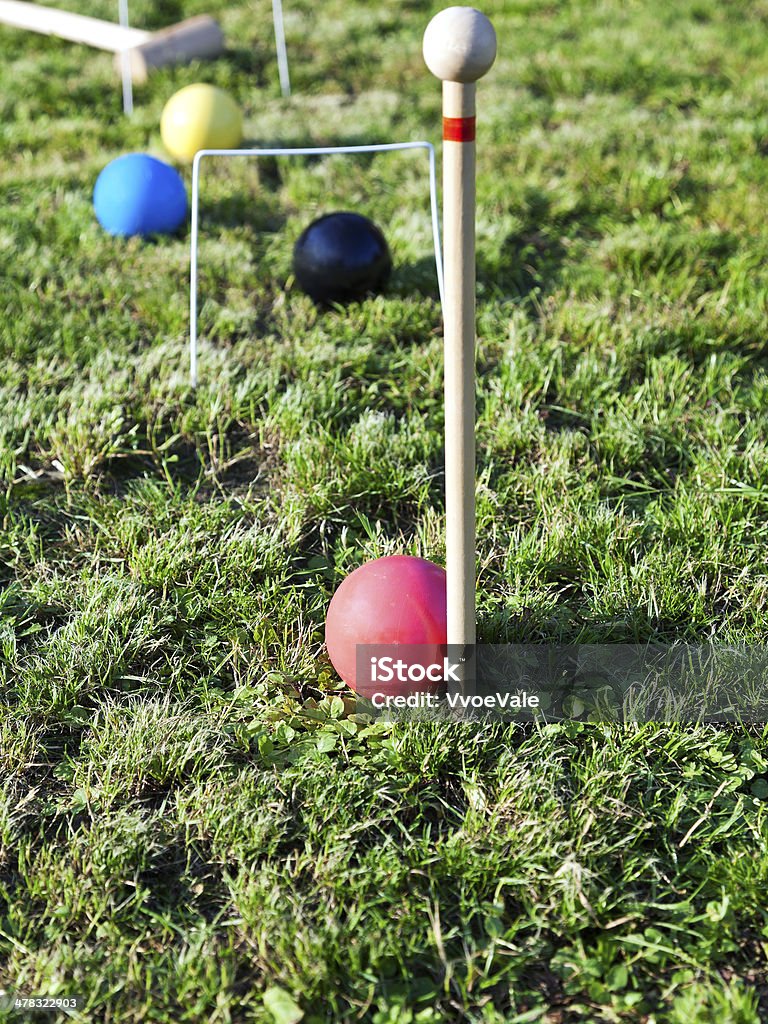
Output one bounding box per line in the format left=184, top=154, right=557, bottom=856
left=0, top=3, right=224, bottom=83
left=0, top=1, right=149, bottom=51
left=443, top=79, right=478, bottom=650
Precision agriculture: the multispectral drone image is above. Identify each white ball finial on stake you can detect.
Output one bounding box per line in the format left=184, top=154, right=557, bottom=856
left=423, top=6, right=496, bottom=83
left=424, top=7, right=496, bottom=672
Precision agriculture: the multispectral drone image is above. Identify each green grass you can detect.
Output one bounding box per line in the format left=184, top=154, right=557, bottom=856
left=2, top=0, right=768, bottom=1019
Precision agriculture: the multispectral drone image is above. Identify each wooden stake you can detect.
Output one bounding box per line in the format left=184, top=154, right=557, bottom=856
left=423, top=7, right=496, bottom=655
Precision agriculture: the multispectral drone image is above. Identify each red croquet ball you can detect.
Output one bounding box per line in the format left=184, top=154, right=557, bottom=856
left=325, top=555, right=447, bottom=696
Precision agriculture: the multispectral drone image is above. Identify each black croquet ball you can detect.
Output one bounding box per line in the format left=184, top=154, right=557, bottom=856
left=292, top=212, right=392, bottom=304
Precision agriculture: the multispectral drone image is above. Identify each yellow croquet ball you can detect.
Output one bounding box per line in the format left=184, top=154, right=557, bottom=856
left=160, top=84, right=243, bottom=162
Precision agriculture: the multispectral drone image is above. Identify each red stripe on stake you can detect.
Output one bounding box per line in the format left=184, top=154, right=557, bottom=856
left=443, top=115, right=476, bottom=142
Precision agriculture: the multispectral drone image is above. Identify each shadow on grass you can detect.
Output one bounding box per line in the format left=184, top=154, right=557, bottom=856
left=194, top=190, right=287, bottom=236
left=483, top=590, right=710, bottom=644
left=94, top=422, right=275, bottom=500
left=388, top=255, right=442, bottom=304
left=140, top=0, right=184, bottom=30
left=478, top=186, right=581, bottom=302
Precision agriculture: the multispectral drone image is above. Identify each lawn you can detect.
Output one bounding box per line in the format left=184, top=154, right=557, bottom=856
left=2, top=0, right=768, bottom=1020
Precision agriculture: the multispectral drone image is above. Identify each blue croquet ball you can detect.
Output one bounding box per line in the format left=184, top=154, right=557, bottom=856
left=93, top=154, right=187, bottom=237
left=292, top=211, right=392, bottom=304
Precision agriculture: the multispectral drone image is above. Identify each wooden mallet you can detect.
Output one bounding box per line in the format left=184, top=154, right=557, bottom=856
left=423, top=7, right=496, bottom=659
left=0, top=1, right=224, bottom=83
